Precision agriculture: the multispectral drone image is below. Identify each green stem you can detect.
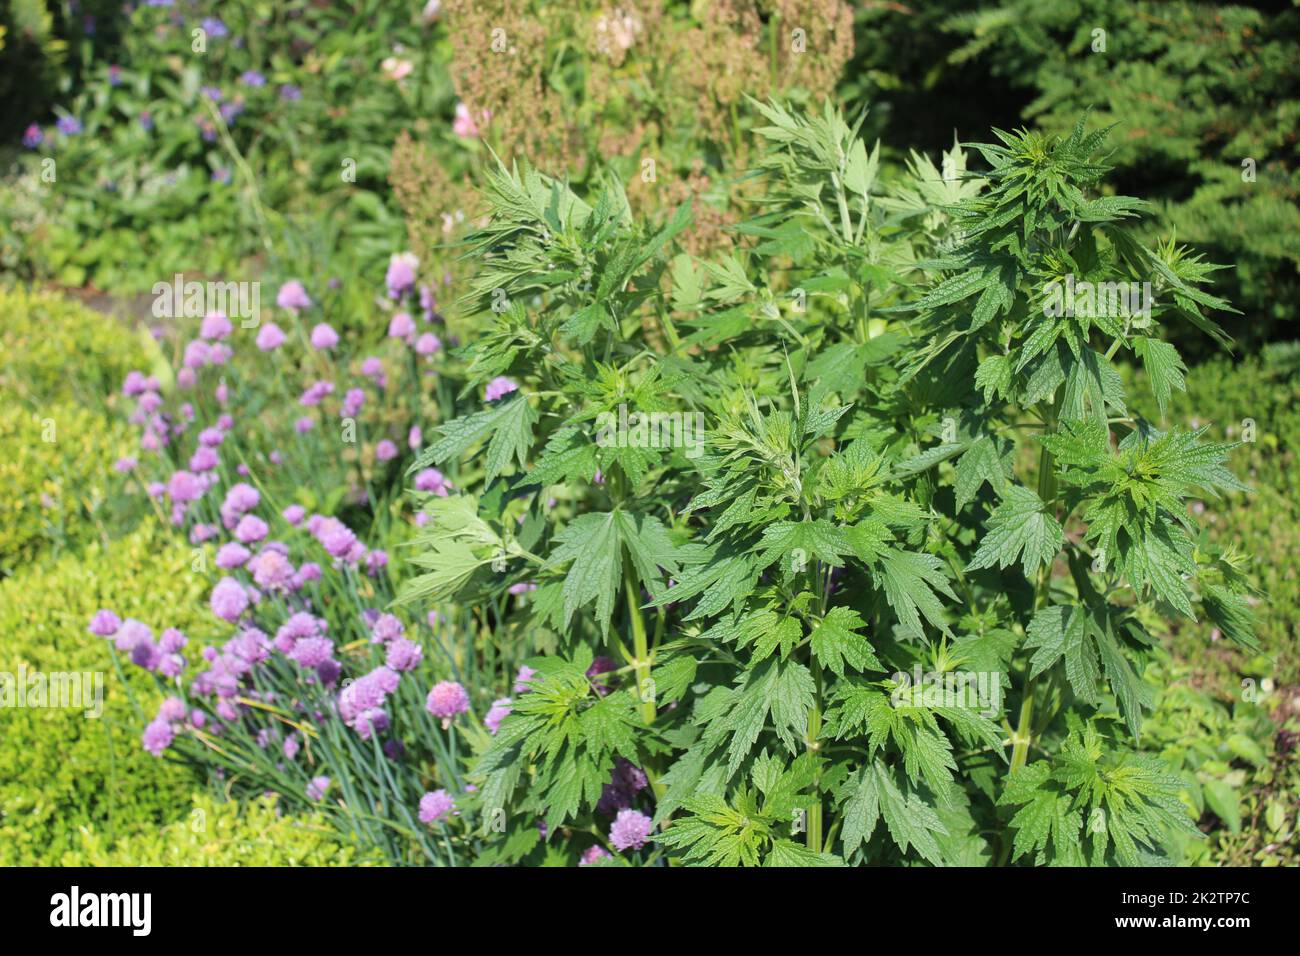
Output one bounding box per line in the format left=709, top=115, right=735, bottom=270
left=624, top=556, right=656, bottom=726
left=806, top=657, right=824, bottom=852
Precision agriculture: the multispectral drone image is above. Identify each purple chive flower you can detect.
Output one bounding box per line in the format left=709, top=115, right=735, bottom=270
left=508, top=580, right=537, bottom=595
left=375, top=440, right=398, bottom=462
left=131, top=639, right=163, bottom=671
left=240, top=70, right=266, bottom=87
left=57, top=116, right=83, bottom=136
left=89, top=610, right=121, bottom=637
left=283, top=735, right=300, bottom=760
left=318, top=520, right=357, bottom=559
left=386, top=638, right=423, bottom=672
left=408, top=425, right=422, bottom=449
left=167, top=470, right=204, bottom=504
left=295, top=416, right=315, bottom=434
left=415, top=332, right=441, bottom=356
left=310, top=323, right=339, bottom=350
left=484, top=698, right=512, bottom=734
left=210, top=577, right=250, bottom=623
left=234, top=514, right=269, bottom=544
left=580, top=845, right=612, bottom=866
left=200, top=312, right=232, bottom=340
left=366, top=550, right=388, bottom=575
left=159, top=628, right=188, bottom=653
left=282, top=504, right=306, bottom=526
left=22, top=124, right=43, bottom=149
left=256, top=322, right=286, bottom=350
left=306, top=776, right=331, bottom=801
left=609, top=809, right=653, bottom=851
left=387, top=311, right=415, bottom=340
left=288, top=636, right=334, bottom=669
left=115, top=619, right=151, bottom=652
left=484, top=376, right=518, bottom=402
left=142, top=719, right=174, bottom=757
left=513, top=664, right=538, bottom=693
left=216, top=541, right=251, bottom=569
left=250, top=549, right=294, bottom=591
left=276, top=280, right=312, bottom=311
left=299, top=380, right=334, bottom=407
left=414, top=468, right=452, bottom=495
left=418, top=790, right=456, bottom=824
left=158, top=696, right=187, bottom=723
left=200, top=17, right=227, bottom=38
left=425, top=680, right=470, bottom=726
left=279, top=84, right=301, bottom=101
left=371, top=613, right=404, bottom=644
left=190, top=446, right=220, bottom=472
left=385, top=252, right=419, bottom=299
left=341, top=388, right=366, bottom=417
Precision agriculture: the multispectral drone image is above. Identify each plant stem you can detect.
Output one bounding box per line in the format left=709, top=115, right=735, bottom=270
left=624, top=555, right=656, bottom=726
left=806, top=656, right=824, bottom=852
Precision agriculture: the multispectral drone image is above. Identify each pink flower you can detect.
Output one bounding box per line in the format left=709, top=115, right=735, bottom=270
left=453, top=102, right=483, bottom=139
left=375, top=440, right=398, bottom=462
left=580, top=845, right=612, bottom=866
left=484, top=698, right=512, bottom=734
left=484, top=376, right=518, bottom=402
left=277, top=280, right=312, bottom=311
left=386, top=253, right=419, bottom=299
left=418, top=789, right=456, bottom=824
left=388, top=311, right=415, bottom=340
left=610, top=809, right=653, bottom=851
left=200, top=312, right=233, bottom=340
left=310, top=323, right=339, bottom=350
left=415, top=332, right=441, bottom=356
left=381, top=56, right=414, bottom=82
left=256, top=322, right=286, bottom=350
left=425, top=680, right=470, bottom=727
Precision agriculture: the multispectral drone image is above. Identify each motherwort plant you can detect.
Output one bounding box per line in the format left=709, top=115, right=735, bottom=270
left=413, top=103, right=1252, bottom=865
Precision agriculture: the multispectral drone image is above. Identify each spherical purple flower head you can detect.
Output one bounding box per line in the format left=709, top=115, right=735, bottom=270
left=274, top=611, right=323, bottom=654
left=158, top=653, right=185, bottom=678
left=413, top=467, right=452, bottom=496
left=587, top=656, right=617, bottom=696
left=289, top=636, right=335, bottom=669
left=256, top=322, right=286, bottom=351
left=57, top=116, right=83, bottom=136
left=190, top=523, right=217, bottom=544
left=580, top=845, right=612, bottom=866
left=122, top=370, right=148, bottom=397
left=190, top=445, right=220, bottom=473
left=370, top=613, right=405, bottom=645
left=310, top=323, right=339, bottom=350
left=210, top=576, right=250, bottom=623
left=375, top=440, right=398, bottom=463
left=115, top=618, right=152, bottom=652
left=138, top=391, right=163, bottom=415
left=484, top=697, right=512, bottom=735
left=337, top=388, right=364, bottom=419
left=386, top=638, right=423, bottom=672
left=240, top=70, right=266, bottom=87
left=215, top=542, right=251, bottom=570
left=158, top=696, right=187, bottom=723
left=22, top=124, right=43, bottom=149
left=282, top=503, right=306, bottom=526
left=159, top=628, right=188, bottom=653
left=200, top=312, right=233, bottom=341
left=250, top=549, right=294, bottom=591
left=234, top=514, right=269, bottom=545
left=295, top=416, right=315, bottom=434
left=198, top=426, right=225, bottom=448
left=276, top=280, right=312, bottom=311
left=387, top=311, right=415, bottom=341
left=220, top=482, right=259, bottom=526
left=408, top=425, right=422, bottom=449
left=513, top=664, right=538, bottom=694
left=609, top=809, right=653, bottom=852
left=200, top=85, right=223, bottom=102
left=295, top=562, right=322, bottom=586
left=279, top=83, right=301, bottom=101
left=317, top=519, right=358, bottom=559
left=88, top=609, right=121, bottom=637
left=418, top=790, right=456, bottom=824
left=142, top=719, right=174, bottom=757
left=484, top=376, right=518, bottom=402
left=200, top=17, right=227, bottom=37
left=167, top=469, right=204, bottom=505
left=283, top=734, right=300, bottom=760
left=182, top=340, right=209, bottom=369
left=415, top=332, right=441, bottom=356
left=299, top=380, right=334, bottom=407
left=306, top=776, right=331, bottom=801
left=210, top=344, right=232, bottom=367
left=425, top=680, right=470, bottom=728
left=365, top=550, right=388, bottom=576
left=386, top=252, right=419, bottom=299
